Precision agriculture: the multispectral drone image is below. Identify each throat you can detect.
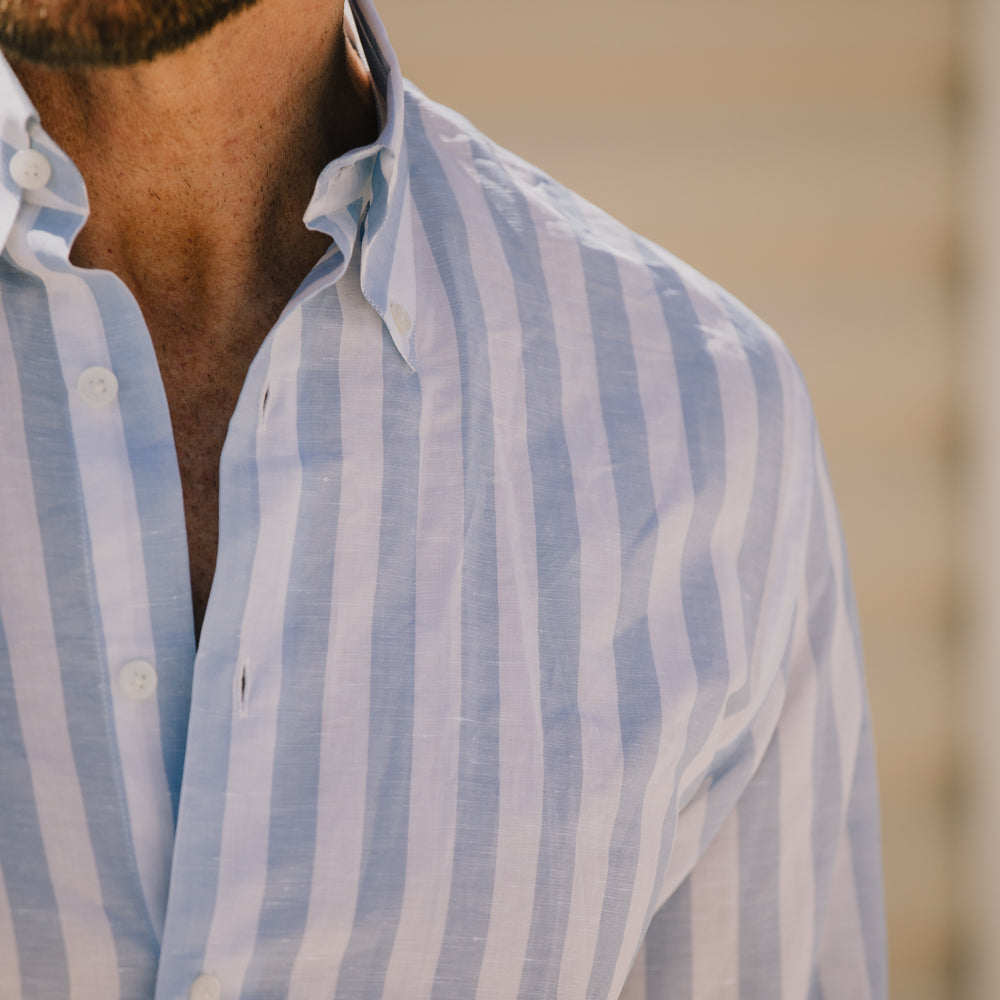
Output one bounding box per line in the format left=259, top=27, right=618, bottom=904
left=157, top=319, right=256, bottom=640
left=155, top=309, right=273, bottom=642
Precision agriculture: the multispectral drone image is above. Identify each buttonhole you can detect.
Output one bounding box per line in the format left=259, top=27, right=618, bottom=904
left=260, top=384, right=271, bottom=427
left=236, top=658, right=250, bottom=717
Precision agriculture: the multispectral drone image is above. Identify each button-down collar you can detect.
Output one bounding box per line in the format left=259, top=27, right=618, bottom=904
left=303, top=0, right=417, bottom=369
left=347, top=0, right=417, bottom=369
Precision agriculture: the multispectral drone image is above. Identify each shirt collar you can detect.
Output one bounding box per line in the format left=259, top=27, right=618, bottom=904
left=307, top=0, right=418, bottom=370
left=0, top=0, right=419, bottom=371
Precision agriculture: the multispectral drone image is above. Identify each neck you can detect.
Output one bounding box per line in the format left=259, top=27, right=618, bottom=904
left=8, top=0, right=378, bottom=331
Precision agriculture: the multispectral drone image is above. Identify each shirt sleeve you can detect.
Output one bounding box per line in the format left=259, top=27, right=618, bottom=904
left=619, top=390, right=887, bottom=999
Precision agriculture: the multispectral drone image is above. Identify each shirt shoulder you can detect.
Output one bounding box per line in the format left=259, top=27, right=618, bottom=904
left=400, top=79, right=812, bottom=430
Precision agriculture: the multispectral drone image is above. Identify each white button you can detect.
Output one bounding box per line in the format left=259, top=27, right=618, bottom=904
left=9, top=148, right=52, bottom=190
left=390, top=301, right=412, bottom=335
left=118, top=660, right=158, bottom=702
left=188, top=975, right=222, bottom=1000
left=379, top=149, right=396, bottom=181
left=78, top=366, right=119, bottom=407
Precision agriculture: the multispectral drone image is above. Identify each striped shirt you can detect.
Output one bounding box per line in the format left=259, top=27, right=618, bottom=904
left=0, top=1, right=887, bottom=997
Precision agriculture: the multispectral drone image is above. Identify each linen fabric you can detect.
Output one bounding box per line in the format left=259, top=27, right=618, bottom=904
left=0, top=1, right=886, bottom=997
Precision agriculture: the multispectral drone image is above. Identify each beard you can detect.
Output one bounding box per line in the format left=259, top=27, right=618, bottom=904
left=0, top=0, right=263, bottom=66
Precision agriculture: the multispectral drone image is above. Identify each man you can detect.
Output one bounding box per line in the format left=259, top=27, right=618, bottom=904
left=0, top=0, right=886, bottom=997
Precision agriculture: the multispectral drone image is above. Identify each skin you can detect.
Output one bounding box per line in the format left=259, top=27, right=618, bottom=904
left=3, top=0, right=379, bottom=637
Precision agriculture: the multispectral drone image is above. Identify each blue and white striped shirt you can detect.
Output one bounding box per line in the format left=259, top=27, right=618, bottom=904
left=0, top=1, right=886, bottom=997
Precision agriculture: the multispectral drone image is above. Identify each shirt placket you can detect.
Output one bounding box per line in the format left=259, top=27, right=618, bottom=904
left=48, top=262, right=189, bottom=937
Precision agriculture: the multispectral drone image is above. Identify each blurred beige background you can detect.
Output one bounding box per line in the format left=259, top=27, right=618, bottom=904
left=375, top=0, right=987, bottom=996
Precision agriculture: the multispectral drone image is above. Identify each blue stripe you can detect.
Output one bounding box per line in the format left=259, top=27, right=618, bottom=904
left=334, top=312, right=422, bottom=999
left=0, top=611, right=71, bottom=995
left=406, top=99, right=503, bottom=998
left=580, top=242, right=664, bottom=1000
left=363, top=146, right=408, bottom=314
left=736, top=731, right=782, bottom=997
left=847, top=708, right=887, bottom=999
left=242, top=288, right=345, bottom=997
left=32, top=205, right=85, bottom=248
left=295, top=247, right=347, bottom=306
left=643, top=880, right=692, bottom=999
left=309, top=197, right=368, bottom=273
left=3, top=260, right=158, bottom=995
left=466, top=142, right=586, bottom=999
left=662, top=267, right=729, bottom=774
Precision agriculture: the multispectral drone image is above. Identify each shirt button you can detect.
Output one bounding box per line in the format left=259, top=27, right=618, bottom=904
left=9, top=148, right=52, bottom=190
left=188, top=975, right=222, bottom=1000
left=118, top=660, right=158, bottom=702
left=390, top=301, right=412, bottom=335
left=379, top=149, right=396, bottom=181
left=77, top=366, right=119, bottom=407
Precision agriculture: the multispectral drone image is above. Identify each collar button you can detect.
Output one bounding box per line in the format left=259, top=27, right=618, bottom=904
left=379, top=149, right=396, bottom=181
left=118, top=660, right=158, bottom=703
left=390, top=301, right=412, bottom=335
left=188, top=974, right=222, bottom=1000
left=78, top=366, right=119, bottom=407
left=9, top=148, right=52, bottom=190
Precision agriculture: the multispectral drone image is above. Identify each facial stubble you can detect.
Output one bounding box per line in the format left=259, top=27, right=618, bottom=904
left=0, top=0, right=263, bottom=66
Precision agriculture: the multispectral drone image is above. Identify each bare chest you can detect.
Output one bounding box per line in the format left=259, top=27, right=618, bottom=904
left=155, top=325, right=268, bottom=636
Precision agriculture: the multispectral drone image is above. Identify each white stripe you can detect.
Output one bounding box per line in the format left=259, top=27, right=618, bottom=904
left=381, top=213, right=464, bottom=997
left=204, top=309, right=304, bottom=994
left=771, top=365, right=826, bottom=1000
left=0, top=860, right=20, bottom=996
left=744, top=348, right=817, bottom=725
left=686, top=282, right=758, bottom=734
left=778, top=585, right=819, bottom=999
left=617, top=939, right=647, bottom=1000
left=0, top=287, right=120, bottom=1000
left=690, top=807, right=740, bottom=999
left=813, top=434, right=865, bottom=812
left=817, top=833, right=872, bottom=1000
left=287, top=273, right=384, bottom=995
left=654, top=778, right=710, bottom=911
